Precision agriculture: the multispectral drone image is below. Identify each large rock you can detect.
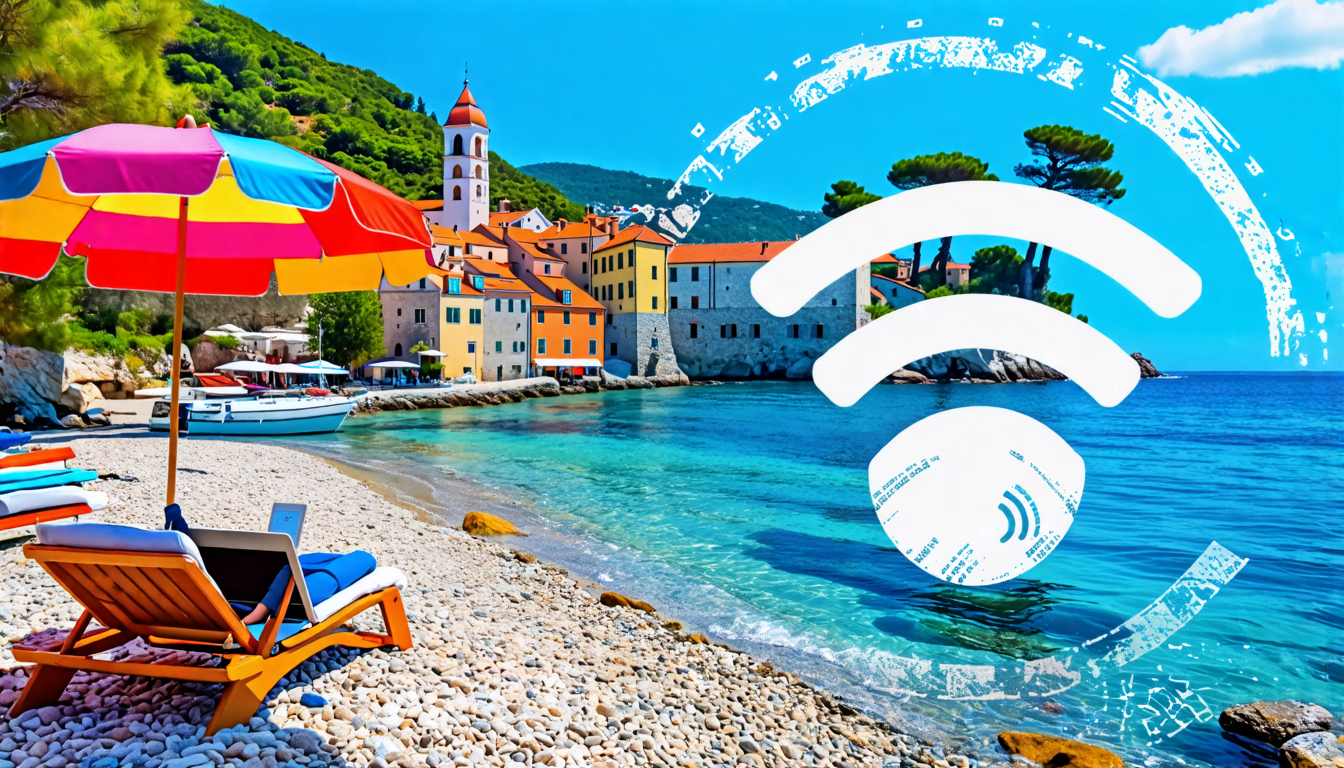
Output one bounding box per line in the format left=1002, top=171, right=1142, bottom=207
left=599, top=592, right=655, bottom=613
left=785, top=357, right=815, bottom=380
left=60, top=382, right=103, bottom=413
left=997, top=732, right=1124, bottom=767
left=62, top=349, right=138, bottom=395
left=889, top=368, right=929, bottom=384
left=1220, top=701, right=1334, bottom=747
left=461, top=511, right=523, bottom=537
left=1279, top=732, right=1344, bottom=767
left=0, top=344, right=64, bottom=424
left=190, top=340, right=236, bottom=373
left=1131, top=352, right=1162, bottom=378
left=909, top=349, right=1066, bottom=382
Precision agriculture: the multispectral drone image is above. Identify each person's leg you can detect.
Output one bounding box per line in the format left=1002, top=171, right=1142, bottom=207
left=300, top=551, right=377, bottom=605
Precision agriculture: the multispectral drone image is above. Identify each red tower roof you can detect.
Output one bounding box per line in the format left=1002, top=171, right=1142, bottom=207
left=445, top=83, right=487, bottom=129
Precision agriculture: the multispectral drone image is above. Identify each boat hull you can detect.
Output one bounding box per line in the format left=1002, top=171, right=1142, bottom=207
left=149, top=397, right=354, bottom=435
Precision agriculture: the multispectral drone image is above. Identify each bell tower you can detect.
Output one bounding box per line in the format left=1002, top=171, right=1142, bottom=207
left=442, top=71, right=490, bottom=233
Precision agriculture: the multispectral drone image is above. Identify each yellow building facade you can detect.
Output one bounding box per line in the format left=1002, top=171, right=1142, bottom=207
left=590, top=225, right=673, bottom=317
left=435, top=274, right=485, bottom=380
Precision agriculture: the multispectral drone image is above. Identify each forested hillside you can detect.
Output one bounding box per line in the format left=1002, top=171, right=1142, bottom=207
left=522, top=163, right=827, bottom=244
left=164, top=0, right=581, bottom=215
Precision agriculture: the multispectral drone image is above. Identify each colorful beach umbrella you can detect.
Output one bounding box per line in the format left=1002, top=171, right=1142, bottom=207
left=0, top=121, right=440, bottom=506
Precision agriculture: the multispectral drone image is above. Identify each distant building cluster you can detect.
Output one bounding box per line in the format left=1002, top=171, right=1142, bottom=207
left=378, top=82, right=937, bottom=381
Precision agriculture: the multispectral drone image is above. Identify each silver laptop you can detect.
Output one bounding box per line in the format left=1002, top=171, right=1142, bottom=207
left=267, top=502, right=307, bottom=547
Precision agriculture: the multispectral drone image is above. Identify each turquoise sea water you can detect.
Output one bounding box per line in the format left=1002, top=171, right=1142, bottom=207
left=275, top=374, right=1342, bottom=766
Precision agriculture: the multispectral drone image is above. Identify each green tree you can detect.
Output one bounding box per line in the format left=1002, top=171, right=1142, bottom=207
left=306, top=292, right=384, bottom=367
left=965, top=245, right=1023, bottom=296
left=865, top=302, right=893, bottom=320
left=888, top=152, right=998, bottom=286
left=0, top=255, right=85, bottom=351
left=822, top=180, right=881, bottom=219
left=0, top=0, right=191, bottom=148
left=1014, top=125, right=1126, bottom=297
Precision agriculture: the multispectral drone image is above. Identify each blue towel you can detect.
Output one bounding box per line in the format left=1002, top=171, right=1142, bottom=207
left=0, top=469, right=96, bottom=492
left=0, top=434, right=31, bottom=451
left=260, top=550, right=377, bottom=614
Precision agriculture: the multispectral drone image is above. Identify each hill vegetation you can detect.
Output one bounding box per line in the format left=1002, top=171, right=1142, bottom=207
left=521, top=163, right=827, bottom=244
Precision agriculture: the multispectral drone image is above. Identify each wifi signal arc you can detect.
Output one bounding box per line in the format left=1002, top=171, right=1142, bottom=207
left=813, top=294, right=1141, bottom=408
left=750, top=181, right=1202, bottom=319
left=999, top=490, right=1029, bottom=543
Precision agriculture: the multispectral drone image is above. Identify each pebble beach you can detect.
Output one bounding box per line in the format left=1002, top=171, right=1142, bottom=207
left=0, top=438, right=986, bottom=768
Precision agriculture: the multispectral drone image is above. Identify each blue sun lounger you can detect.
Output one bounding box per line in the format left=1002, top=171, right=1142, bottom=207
left=0, top=433, right=32, bottom=451
left=0, top=468, right=98, bottom=492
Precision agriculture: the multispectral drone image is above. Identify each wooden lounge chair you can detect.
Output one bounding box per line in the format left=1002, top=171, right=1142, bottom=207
left=0, top=447, right=75, bottom=471
left=0, top=487, right=104, bottom=533
left=9, top=523, right=411, bottom=734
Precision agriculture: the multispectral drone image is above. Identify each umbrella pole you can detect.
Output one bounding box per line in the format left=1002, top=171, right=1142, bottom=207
left=166, top=196, right=189, bottom=506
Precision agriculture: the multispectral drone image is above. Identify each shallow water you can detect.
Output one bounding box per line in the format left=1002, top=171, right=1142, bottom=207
left=274, top=374, right=1343, bottom=766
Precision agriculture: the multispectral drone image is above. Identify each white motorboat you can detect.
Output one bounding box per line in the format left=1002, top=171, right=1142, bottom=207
left=149, top=395, right=355, bottom=435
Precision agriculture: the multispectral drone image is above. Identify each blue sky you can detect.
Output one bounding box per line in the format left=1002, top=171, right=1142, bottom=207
left=214, top=0, right=1342, bottom=371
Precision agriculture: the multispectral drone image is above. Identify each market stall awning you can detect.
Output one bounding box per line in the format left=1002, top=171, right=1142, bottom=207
left=366, top=361, right=421, bottom=369
left=217, top=360, right=276, bottom=372
left=298, top=359, right=347, bottom=374
left=533, top=358, right=602, bottom=367
left=416, top=349, right=445, bottom=357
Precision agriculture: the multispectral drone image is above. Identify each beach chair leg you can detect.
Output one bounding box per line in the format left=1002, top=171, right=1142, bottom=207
left=208, top=667, right=287, bottom=736
left=9, top=664, right=78, bottom=716
left=379, top=591, right=413, bottom=650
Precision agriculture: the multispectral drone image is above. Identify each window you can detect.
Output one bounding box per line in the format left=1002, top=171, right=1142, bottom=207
left=670, top=296, right=679, bottom=309
left=496, top=365, right=502, bottom=380
left=790, top=324, right=800, bottom=339
left=690, top=323, right=698, bottom=339
left=495, top=341, right=503, bottom=352
left=538, top=310, right=545, bottom=323
left=447, top=277, right=461, bottom=294
left=589, top=312, right=596, bottom=326
left=563, top=339, right=572, bottom=355
left=617, top=253, right=624, bottom=270
left=508, top=299, right=514, bottom=312
left=467, top=341, right=476, bottom=353
left=610, top=342, right=617, bottom=356
left=618, top=283, right=624, bottom=300
left=538, top=339, right=547, bottom=354
left=588, top=339, right=597, bottom=355
left=651, top=266, right=658, bottom=280
left=469, top=308, right=481, bottom=324
left=561, top=243, right=568, bottom=255
left=816, top=324, right=824, bottom=339
left=628, top=249, right=635, bottom=265
left=752, top=324, right=760, bottom=338
left=581, top=243, right=587, bottom=253
left=419, top=278, right=427, bottom=290
left=520, top=340, right=525, bottom=352
left=731, top=324, right=738, bottom=338
left=473, top=275, right=484, bottom=290
left=414, top=308, right=426, bottom=324
left=452, top=165, right=463, bottom=179
left=691, top=267, right=700, bottom=282
left=453, top=185, right=461, bottom=200
left=563, top=311, right=571, bottom=325
left=495, top=298, right=501, bottom=311
left=446, top=307, right=461, bottom=324
left=832, top=298, right=837, bottom=306
left=452, top=135, right=463, bottom=155
left=606, top=313, right=612, bottom=326
left=474, top=165, right=482, bottom=179
left=691, top=296, right=699, bottom=309
left=476, top=184, right=482, bottom=198
left=627, top=280, right=633, bottom=297
left=397, top=308, right=402, bottom=316
left=544, top=264, right=551, bottom=275
left=463, top=366, right=472, bottom=374
left=652, top=296, right=658, bottom=310
left=475, top=136, right=482, bottom=156
left=670, top=267, right=678, bottom=283
left=521, top=300, right=527, bottom=312
left=582, top=262, right=588, bottom=274
left=562, top=290, right=572, bottom=305
left=651, top=337, right=659, bottom=349
left=720, top=324, right=727, bottom=339
left=395, top=343, right=403, bottom=356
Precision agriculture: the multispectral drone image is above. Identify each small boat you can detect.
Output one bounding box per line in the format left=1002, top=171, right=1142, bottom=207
left=149, top=395, right=356, bottom=435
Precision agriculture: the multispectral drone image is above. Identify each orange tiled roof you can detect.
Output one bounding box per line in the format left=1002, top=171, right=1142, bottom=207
left=489, top=211, right=529, bottom=226
left=429, top=225, right=464, bottom=246
left=464, top=257, right=513, bottom=277
left=540, top=221, right=606, bottom=239
left=593, top=224, right=672, bottom=253
left=445, top=83, right=487, bottom=128
left=668, top=240, right=794, bottom=264
left=869, top=286, right=885, bottom=302
left=871, top=253, right=906, bottom=264
left=412, top=200, right=444, bottom=211
left=872, top=274, right=925, bottom=294
left=436, top=274, right=483, bottom=297
left=530, top=275, right=604, bottom=310
left=503, top=227, right=542, bottom=243
left=517, top=240, right=564, bottom=263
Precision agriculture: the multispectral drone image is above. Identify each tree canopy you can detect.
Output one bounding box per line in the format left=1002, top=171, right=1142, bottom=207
left=307, top=292, right=384, bottom=367
left=888, top=152, right=999, bottom=189
left=822, top=180, right=881, bottom=218
left=1013, top=125, right=1125, bottom=205
left=0, top=0, right=190, bottom=148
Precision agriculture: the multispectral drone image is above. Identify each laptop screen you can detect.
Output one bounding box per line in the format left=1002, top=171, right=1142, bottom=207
left=268, top=503, right=306, bottom=547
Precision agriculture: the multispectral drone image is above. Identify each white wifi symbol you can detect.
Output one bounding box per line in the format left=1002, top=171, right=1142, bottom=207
left=752, top=181, right=1202, bottom=586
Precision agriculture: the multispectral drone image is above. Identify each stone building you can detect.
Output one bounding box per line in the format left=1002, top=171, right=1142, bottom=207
left=463, top=258, right=531, bottom=381
left=667, top=241, right=870, bottom=379
left=379, top=276, right=441, bottom=361
left=591, top=225, right=681, bottom=377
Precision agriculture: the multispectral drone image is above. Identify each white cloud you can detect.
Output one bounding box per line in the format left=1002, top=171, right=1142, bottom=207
left=1137, top=0, right=1344, bottom=77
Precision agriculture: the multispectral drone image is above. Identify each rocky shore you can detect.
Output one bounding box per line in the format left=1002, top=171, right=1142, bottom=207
left=352, top=375, right=688, bottom=415
left=0, top=438, right=1003, bottom=768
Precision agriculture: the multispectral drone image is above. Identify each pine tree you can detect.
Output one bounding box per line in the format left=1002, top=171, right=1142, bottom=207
left=0, top=0, right=191, bottom=148
left=888, top=153, right=997, bottom=287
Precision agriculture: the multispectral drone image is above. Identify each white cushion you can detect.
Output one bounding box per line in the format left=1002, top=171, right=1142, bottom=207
left=36, top=522, right=207, bottom=570
left=2, top=488, right=107, bottom=517
left=313, top=566, right=406, bottom=623
left=0, top=461, right=66, bottom=475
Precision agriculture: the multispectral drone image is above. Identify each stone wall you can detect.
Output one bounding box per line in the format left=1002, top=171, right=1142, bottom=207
left=607, top=313, right=680, bottom=377
left=379, top=282, right=440, bottom=360
left=83, top=283, right=308, bottom=334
